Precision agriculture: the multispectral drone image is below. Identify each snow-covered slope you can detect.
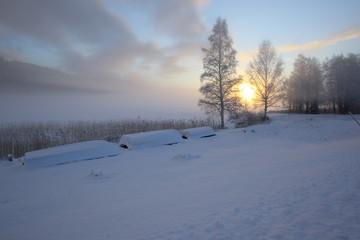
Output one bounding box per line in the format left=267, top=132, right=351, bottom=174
left=1, top=114, right=359, bottom=240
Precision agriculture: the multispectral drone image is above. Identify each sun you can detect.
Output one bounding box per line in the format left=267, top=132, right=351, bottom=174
left=239, top=83, right=255, bottom=102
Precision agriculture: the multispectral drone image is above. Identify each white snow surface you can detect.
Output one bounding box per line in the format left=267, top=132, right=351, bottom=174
left=1, top=114, right=360, bottom=240
left=180, top=126, right=216, bottom=139
left=119, top=129, right=183, bottom=150
left=24, top=140, right=121, bottom=169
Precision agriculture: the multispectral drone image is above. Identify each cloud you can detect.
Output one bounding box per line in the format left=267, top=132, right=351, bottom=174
left=0, top=57, right=116, bottom=94
left=0, top=36, right=27, bottom=61
left=277, top=28, right=360, bottom=52
left=0, top=0, right=210, bottom=96
left=106, top=0, right=210, bottom=76
left=120, top=0, right=209, bottom=40
left=0, top=49, right=26, bottom=62
left=237, top=50, right=258, bottom=62
left=143, top=40, right=204, bottom=76
left=152, top=0, right=210, bottom=40
left=1, top=0, right=209, bottom=74
left=237, top=28, right=360, bottom=63
left=0, top=0, right=140, bottom=74
left=0, top=0, right=134, bottom=46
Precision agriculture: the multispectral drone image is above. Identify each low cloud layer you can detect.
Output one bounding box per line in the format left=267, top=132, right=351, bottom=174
left=0, top=0, right=209, bottom=122
left=237, top=28, right=360, bottom=62
left=277, top=28, right=360, bottom=52
left=0, top=0, right=208, bottom=79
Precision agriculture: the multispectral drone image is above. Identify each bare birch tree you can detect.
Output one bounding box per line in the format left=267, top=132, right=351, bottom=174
left=247, top=40, right=284, bottom=119
left=199, top=17, right=241, bottom=128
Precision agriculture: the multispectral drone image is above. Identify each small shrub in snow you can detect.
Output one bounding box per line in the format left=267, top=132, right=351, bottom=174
left=227, top=111, right=264, bottom=128
left=173, top=154, right=201, bottom=161
left=90, top=169, right=103, bottom=177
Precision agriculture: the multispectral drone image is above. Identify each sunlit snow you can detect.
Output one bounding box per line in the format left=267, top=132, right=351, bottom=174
left=0, top=114, right=359, bottom=240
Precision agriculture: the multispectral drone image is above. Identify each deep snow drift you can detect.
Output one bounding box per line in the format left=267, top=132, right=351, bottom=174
left=0, top=114, right=359, bottom=240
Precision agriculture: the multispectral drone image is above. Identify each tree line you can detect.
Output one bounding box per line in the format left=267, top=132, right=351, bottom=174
left=286, top=53, right=360, bottom=114
left=199, top=17, right=360, bottom=127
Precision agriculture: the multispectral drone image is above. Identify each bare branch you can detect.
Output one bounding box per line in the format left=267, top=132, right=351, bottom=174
left=199, top=17, right=242, bottom=127
left=246, top=40, right=285, bottom=119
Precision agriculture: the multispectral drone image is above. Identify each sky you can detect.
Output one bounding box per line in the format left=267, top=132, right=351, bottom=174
left=1, top=0, right=360, bottom=122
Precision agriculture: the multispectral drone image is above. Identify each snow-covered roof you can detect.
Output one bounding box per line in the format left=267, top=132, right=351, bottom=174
left=119, top=129, right=183, bottom=150
left=24, top=140, right=121, bottom=169
left=180, top=126, right=216, bottom=139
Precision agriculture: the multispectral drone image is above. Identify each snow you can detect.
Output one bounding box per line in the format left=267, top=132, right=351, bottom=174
left=1, top=114, right=360, bottom=240
left=119, top=129, right=183, bottom=149
left=24, top=140, right=121, bottom=169
left=180, top=126, right=216, bottom=139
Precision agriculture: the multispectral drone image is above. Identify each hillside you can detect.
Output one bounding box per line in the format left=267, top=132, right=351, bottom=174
left=0, top=114, right=359, bottom=240
left=0, top=57, right=108, bottom=94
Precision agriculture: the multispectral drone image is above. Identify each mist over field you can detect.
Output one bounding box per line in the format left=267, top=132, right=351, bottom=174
left=1, top=1, right=359, bottom=122
left=1, top=2, right=360, bottom=239
left=0, top=89, right=201, bottom=122
left=0, top=58, right=201, bottom=122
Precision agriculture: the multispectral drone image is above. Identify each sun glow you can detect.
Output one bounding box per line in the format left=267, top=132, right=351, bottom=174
left=239, top=83, right=255, bottom=102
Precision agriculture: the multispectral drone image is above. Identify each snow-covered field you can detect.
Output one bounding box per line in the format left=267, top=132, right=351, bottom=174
left=1, top=114, right=359, bottom=240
